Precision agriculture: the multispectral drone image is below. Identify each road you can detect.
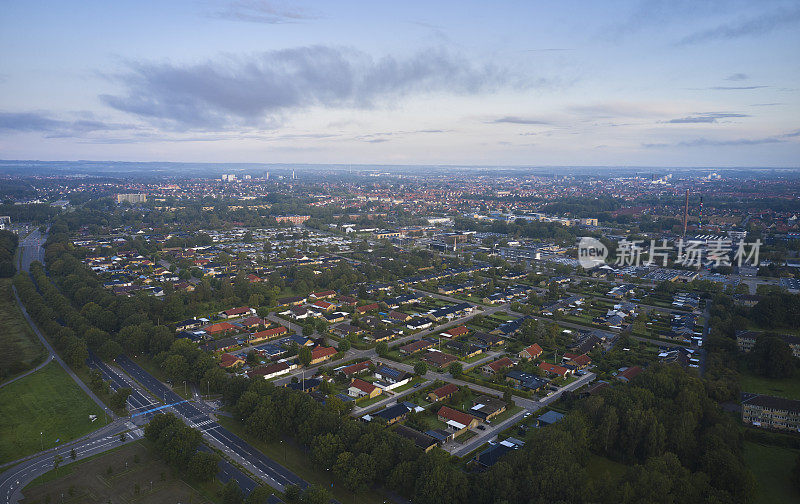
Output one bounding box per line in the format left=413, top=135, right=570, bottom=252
left=450, top=371, right=596, bottom=457
left=0, top=420, right=139, bottom=504
left=114, top=355, right=307, bottom=492
left=17, top=229, right=46, bottom=273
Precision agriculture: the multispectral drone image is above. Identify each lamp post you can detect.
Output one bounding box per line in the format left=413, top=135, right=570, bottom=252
left=40, top=431, right=43, bottom=451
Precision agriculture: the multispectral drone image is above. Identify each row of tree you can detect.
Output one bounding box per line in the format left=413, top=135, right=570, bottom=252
left=144, top=413, right=220, bottom=481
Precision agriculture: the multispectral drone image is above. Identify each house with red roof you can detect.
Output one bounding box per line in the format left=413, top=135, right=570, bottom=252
left=562, top=352, right=592, bottom=369
left=340, top=360, right=372, bottom=377
left=400, top=339, right=435, bottom=355
left=428, top=383, right=459, bottom=402
left=239, top=316, right=265, bottom=329
left=539, top=362, right=573, bottom=378
left=310, top=300, right=335, bottom=312
left=437, top=406, right=479, bottom=436
left=519, top=343, right=543, bottom=360
left=309, top=346, right=338, bottom=365
left=617, top=366, right=643, bottom=382
left=348, top=378, right=382, bottom=399
left=205, top=321, right=239, bottom=335
left=249, top=326, right=288, bottom=343
left=219, top=353, right=244, bottom=368
left=356, top=303, right=380, bottom=314
left=421, top=350, right=458, bottom=369
left=441, top=326, right=469, bottom=339
left=480, top=357, right=515, bottom=376
left=247, top=361, right=295, bottom=379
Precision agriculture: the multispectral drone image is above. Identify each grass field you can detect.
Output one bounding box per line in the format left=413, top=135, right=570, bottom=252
left=23, top=441, right=219, bottom=504
left=216, top=417, right=386, bottom=504
left=744, top=441, right=800, bottom=504
left=0, top=362, right=108, bottom=464
left=0, top=278, right=46, bottom=382
left=740, top=371, right=800, bottom=400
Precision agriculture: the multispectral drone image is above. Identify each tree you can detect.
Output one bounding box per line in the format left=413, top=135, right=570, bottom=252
left=70, top=448, right=77, bottom=460
left=338, top=340, right=351, bottom=353
left=792, top=453, right=800, bottom=493
left=53, top=454, right=62, bottom=473
left=298, top=346, right=312, bottom=367
left=375, top=341, right=389, bottom=357
left=749, top=335, right=796, bottom=378
left=245, top=486, right=274, bottom=504
left=109, top=388, right=132, bottom=412
left=221, top=480, right=243, bottom=504
left=187, top=451, right=219, bottom=481
left=414, top=361, right=428, bottom=376
left=302, top=324, right=314, bottom=337
left=449, top=362, right=463, bottom=378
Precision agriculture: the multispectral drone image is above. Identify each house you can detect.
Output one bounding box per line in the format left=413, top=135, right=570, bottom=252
left=286, top=378, right=322, bottom=393
left=407, top=317, right=433, bottom=330
left=481, top=357, right=514, bottom=376
left=249, top=326, right=288, bottom=344
left=741, top=393, right=800, bottom=432
left=348, top=378, right=382, bottom=399
left=536, top=410, right=565, bottom=426
left=284, top=306, right=309, bottom=319
left=538, top=362, right=572, bottom=378
left=518, top=343, right=543, bottom=360
left=394, top=425, right=438, bottom=452
left=469, top=395, right=507, bottom=421
left=421, top=350, right=459, bottom=369
left=246, top=273, right=263, bottom=283
left=616, top=366, right=643, bottom=382
left=204, top=321, right=239, bottom=335
left=322, top=312, right=346, bottom=323
left=287, top=334, right=314, bottom=347
left=505, top=370, right=549, bottom=392
left=388, top=310, right=411, bottom=323
left=374, top=402, right=415, bottom=424
left=371, top=329, right=395, bottom=342
left=201, top=337, right=239, bottom=353
left=310, top=300, right=335, bottom=312
left=332, top=323, right=364, bottom=337
left=473, top=332, right=506, bottom=348
left=339, top=360, right=372, bottom=377
left=309, top=290, right=337, bottom=300
left=309, top=346, right=337, bottom=365
left=247, top=361, right=293, bottom=379
left=338, top=295, right=359, bottom=306
left=437, top=406, right=479, bottom=436
left=356, top=303, right=380, bottom=314
left=239, top=316, right=265, bottom=329
left=475, top=440, right=520, bottom=468
left=222, top=306, right=255, bottom=318
left=441, top=326, right=469, bottom=339
left=175, top=319, right=202, bottom=332
left=374, top=365, right=411, bottom=389
left=428, top=383, right=459, bottom=402
left=444, top=340, right=483, bottom=359
left=277, top=295, right=306, bottom=306
left=219, top=353, right=244, bottom=368
left=737, top=330, right=800, bottom=358
left=400, top=339, right=435, bottom=355
left=562, top=352, right=591, bottom=369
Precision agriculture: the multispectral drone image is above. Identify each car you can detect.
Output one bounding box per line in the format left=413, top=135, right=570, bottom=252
left=523, top=412, right=531, bottom=418
left=413, top=382, right=422, bottom=388
left=477, top=425, right=486, bottom=430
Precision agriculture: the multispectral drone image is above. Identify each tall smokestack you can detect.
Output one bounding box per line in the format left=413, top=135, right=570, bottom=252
left=682, top=189, right=689, bottom=238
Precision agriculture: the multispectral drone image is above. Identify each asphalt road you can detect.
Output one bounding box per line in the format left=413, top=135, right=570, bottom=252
left=114, top=355, right=307, bottom=492
left=0, top=420, right=139, bottom=504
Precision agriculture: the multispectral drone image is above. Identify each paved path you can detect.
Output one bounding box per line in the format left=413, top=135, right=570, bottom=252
left=12, top=286, right=116, bottom=420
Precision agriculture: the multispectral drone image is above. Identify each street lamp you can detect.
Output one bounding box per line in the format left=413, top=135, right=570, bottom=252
left=40, top=431, right=43, bottom=451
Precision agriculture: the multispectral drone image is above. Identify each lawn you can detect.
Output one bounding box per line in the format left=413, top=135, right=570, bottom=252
left=23, top=441, right=219, bottom=504
left=0, top=362, right=109, bottom=464
left=744, top=441, right=800, bottom=504
left=740, top=371, right=800, bottom=400
left=0, top=278, right=46, bottom=383
left=216, top=417, right=387, bottom=504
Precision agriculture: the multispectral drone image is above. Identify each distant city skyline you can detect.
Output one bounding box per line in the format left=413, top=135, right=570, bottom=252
left=1, top=0, right=799, bottom=167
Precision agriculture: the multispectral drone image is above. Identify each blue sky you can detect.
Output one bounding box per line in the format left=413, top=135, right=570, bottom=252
left=0, top=0, right=798, bottom=166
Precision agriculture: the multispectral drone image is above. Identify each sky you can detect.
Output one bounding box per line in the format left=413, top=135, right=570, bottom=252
left=0, top=0, right=799, bottom=167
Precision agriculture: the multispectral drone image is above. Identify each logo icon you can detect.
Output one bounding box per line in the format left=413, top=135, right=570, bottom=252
left=577, top=237, right=607, bottom=268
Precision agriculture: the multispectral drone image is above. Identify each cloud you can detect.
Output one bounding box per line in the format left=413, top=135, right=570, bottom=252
left=490, top=116, right=552, bottom=125
left=0, top=111, right=130, bottom=138
left=725, top=73, right=748, bottom=81
left=210, top=0, right=319, bottom=24
left=102, top=46, right=533, bottom=130
left=678, top=6, right=800, bottom=45
left=664, top=112, right=750, bottom=123
left=643, top=131, right=798, bottom=148
left=708, top=85, right=768, bottom=90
